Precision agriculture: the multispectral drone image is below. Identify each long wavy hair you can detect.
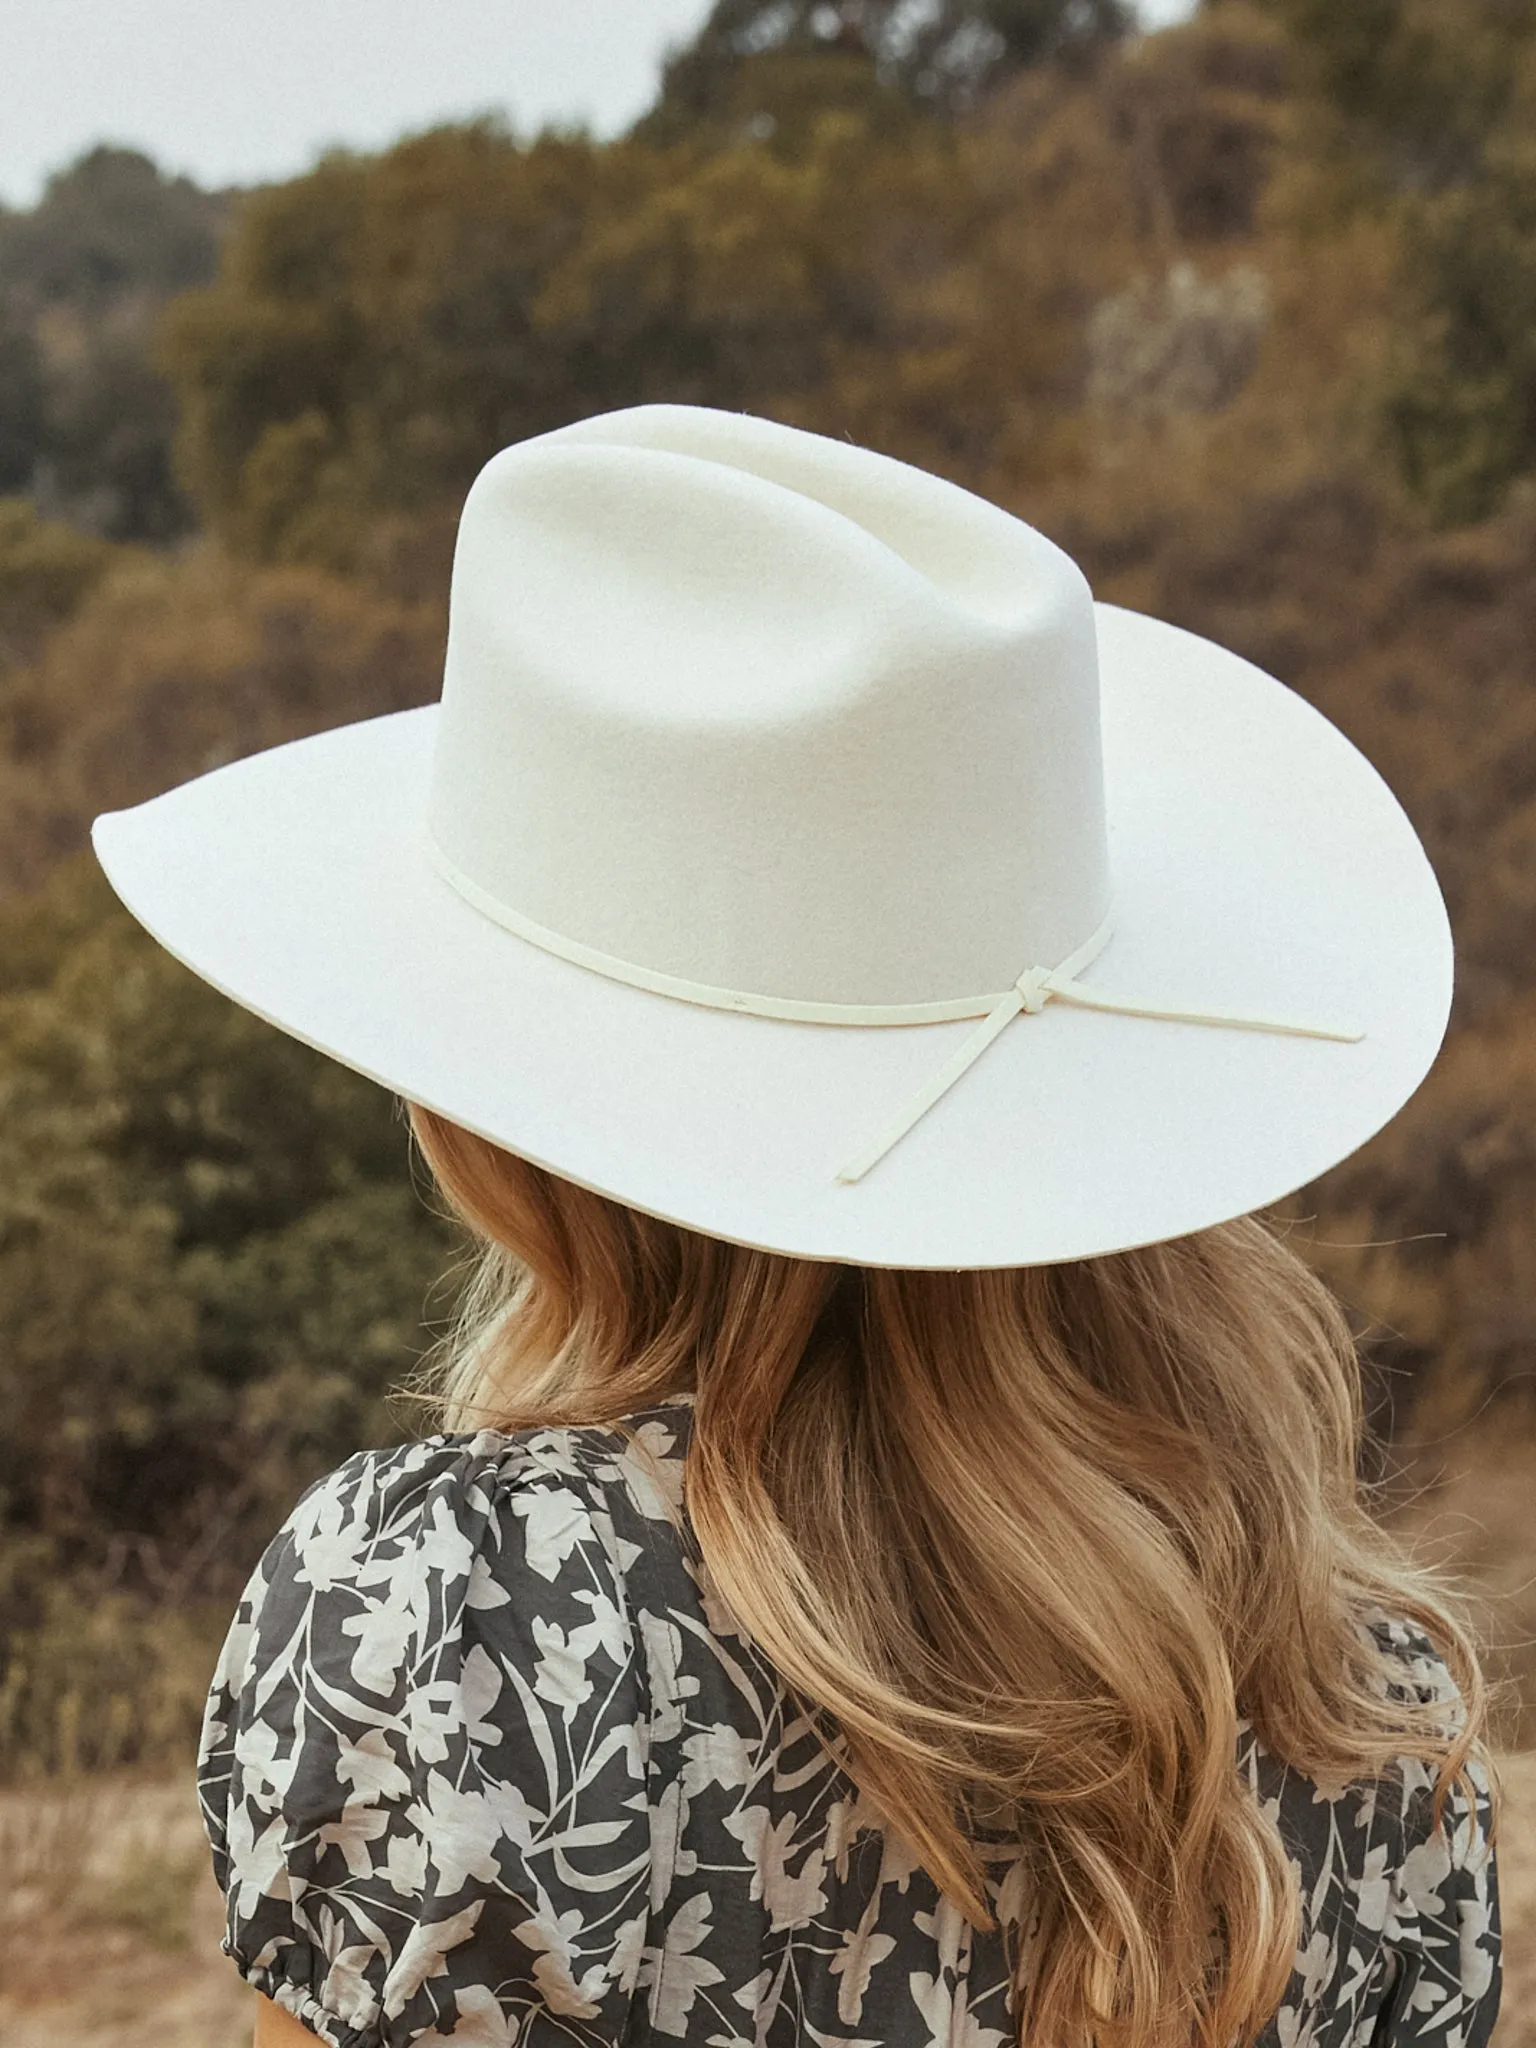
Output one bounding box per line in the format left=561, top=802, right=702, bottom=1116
left=407, top=1102, right=1491, bottom=2048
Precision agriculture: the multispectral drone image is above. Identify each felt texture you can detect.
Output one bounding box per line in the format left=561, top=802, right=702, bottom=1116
left=431, top=410, right=1109, bottom=1004
left=91, top=407, right=1451, bottom=1268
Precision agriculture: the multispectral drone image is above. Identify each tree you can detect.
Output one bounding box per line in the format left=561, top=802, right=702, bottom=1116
left=1245, top=0, right=1536, bottom=192
left=0, top=497, right=118, bottom=665
left=35, top=336, right=192, bottom=542
left=1241, top=0, right=1536, bottom=516
left=0, top=146, right=225, bottom=320
left=646, top=0, right=1133, bottom=128
left=0, top=854, right=455, bottom=1769
left=0, top=148, right=226, bottom=543
left=0, top=308, right=45, bottom=495
left=1381, top=135, right=1536, bottom=523
left=161, top=128, right=604, bottom=562
left=634, top=44, right=921, bottom=151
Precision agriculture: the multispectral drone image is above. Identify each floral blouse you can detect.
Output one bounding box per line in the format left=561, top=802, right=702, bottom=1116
left=198, top=1402, right=1501, bottom=2048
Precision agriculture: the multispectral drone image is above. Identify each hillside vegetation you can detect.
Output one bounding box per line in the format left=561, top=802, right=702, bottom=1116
left=1, top=0, right=1534, bottom=1779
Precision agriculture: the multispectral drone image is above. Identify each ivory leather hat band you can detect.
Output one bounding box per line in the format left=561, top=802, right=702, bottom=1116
left=92, top=405, right=1450, bottom=1269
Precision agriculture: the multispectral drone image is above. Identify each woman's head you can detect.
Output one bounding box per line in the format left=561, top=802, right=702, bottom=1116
left=409, top=1102, right=1488, bottom=2048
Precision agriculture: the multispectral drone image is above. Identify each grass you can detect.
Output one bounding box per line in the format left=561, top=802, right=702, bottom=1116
left=0, top=1774, right=251, bottom=2046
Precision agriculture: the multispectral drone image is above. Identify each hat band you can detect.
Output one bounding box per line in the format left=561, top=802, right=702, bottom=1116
left=423, top=829, right=1068, bottom=1026
left=425, top=831, right=1362, bottom=1186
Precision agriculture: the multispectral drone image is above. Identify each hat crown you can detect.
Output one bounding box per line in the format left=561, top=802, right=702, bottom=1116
left=429, top=405, right=1110, bottom=1006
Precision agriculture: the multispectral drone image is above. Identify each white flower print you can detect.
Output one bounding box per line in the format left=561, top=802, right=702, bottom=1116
left=618, top=1419, right=688, bottom=1517
left=651, top=1891, right=727, bottom=2036
left=573, top=1584, right=631, bottom=1667
left=1394, top=1827, right=1453, bottom=1925
left=465, top=1550, right=512, bottom=1609
left=197, top=1415, right=1500, bottom=2048
left=334, top=1725, right=411, bottom=1803
left=289, top=1482, right=373, bottom=1594
left=1457, top=1894, right=1497, bottom=2004
left=382, top=1826, right=428, bottom=1898
left=1356, top=1841, right=1395, bottom=1934
left=407, top=1648, right=505, bottom=1763
left=224, top=1799, right=291, bottom=1923
left=380, top=1901, right=484, bottom=2019
left=340, top=1577, right=414, bottom=1696
left=682, top=1721, right=754, bottom=1796
left=315, top=1905, right=378, bottom=2031
left=405, top=1682, right=465, bottom=1767
left=830, top=1916, right=898, bottom=2024
left=909, top=1965, right=1011, bottom=2048
left=414, top=1770, right=508, bottom=1892
left=415, top=1982, right=516, bottom=2047
left=723, top=1804, right=831, bottom=1930
left=611, top=1909, right=648, bottom=1995
left=415, top=1491, right=479, bottom=1587
left=317, top=1799, right=390, bottom=1880
left=532, top=1616, right=596, bottom=1715
left=515, top=1904, right=608, bottom=2018
left=233, top=1716, right=295, bottom=1804
left=639, top=1611, right=691, bottom=1742
left=512, top=1481, right=591, bottom=1580
left=1297, top=1926, right=1336, bottom=2005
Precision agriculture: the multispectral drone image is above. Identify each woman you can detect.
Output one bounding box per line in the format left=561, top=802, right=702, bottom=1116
left=95, top=404, right=1499, bottom=2048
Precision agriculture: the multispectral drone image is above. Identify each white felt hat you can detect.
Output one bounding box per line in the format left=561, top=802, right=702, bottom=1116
left=92, top=405, right=1450, bottom=1269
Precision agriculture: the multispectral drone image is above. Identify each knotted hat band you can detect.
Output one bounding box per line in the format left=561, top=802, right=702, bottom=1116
left=425, top=832, right=1362, bottom=1186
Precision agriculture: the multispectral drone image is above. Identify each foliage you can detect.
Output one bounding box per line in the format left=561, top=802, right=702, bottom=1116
left=1242, top=0, right=1536, bottom=517
left=1247, top=0, right=1535, bottom=192
left=0, top=541, right=443, bottom=893
left=157, top=12, right=1334, bottom=566
left=0, top=1, right=1534, bottom=1779
left=1381, top=131, right=1536, bottom=523
left=0, top=857, right=456, bottom=1773
left=0, top=147, right=226, bottom=319
left=161, top=103, right=1130, bottom=562
left=635, top=45, right=922, bottom=153
left=644, top=0, right=1132, bottom=130
left=0, top=309, right=45, bottom=494
left=0, top=148, right=226, bottom=541
left=0, top=498, right=120, bottom=655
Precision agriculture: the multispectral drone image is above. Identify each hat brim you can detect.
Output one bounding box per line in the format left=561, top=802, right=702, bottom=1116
left=91, top=603, right=1450, bottom=1269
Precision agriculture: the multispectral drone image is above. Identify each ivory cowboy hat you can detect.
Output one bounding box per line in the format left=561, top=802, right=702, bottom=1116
left=92, top=405, right=1450, bottom=1269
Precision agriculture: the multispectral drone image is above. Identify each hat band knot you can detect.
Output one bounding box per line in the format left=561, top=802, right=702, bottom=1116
left=1015, top=966, right=1054, bottom=1015
left=424, top=829, right=1362, bottom=1191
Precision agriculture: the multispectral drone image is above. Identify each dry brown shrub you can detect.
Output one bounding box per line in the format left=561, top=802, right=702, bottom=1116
left=0, top=543, right=444, bottom=895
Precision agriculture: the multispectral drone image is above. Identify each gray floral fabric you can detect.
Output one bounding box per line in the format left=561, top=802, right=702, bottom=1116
left=198, top=1402, right=1500, bottom=2048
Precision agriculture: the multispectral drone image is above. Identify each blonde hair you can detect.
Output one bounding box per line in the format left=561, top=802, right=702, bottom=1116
left=407, top=1102, right=1491, bottom=2048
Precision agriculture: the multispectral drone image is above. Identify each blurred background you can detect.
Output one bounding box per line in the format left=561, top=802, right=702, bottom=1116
left=0, top=0, right=1532, bottom=2039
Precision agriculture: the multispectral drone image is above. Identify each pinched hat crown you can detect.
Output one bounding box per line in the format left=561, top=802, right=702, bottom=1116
left=425, top=407, right=1360, bottom=1186
left=428, top=406, right=1111, bottom=1011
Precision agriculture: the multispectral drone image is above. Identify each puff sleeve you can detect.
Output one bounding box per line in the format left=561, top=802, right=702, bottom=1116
left=197, top=1430, right=661, bottom=2048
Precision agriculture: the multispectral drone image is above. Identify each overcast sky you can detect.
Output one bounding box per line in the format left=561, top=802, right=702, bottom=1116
left=1, top=0, right=1198, bottom=209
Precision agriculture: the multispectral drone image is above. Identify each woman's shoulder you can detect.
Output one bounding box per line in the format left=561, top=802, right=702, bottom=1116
left=1356, top=1609, right=1471, bottom=1717
left=1240, top=1606, right=1496, bottom=1888
left=199, top=1403, right=700, bottom=2045
left=203, top=1400, right=700, bottom=1791
left=302, top=1397, right=695, bottom=1520
left=257, top=1400, right=695, bottom=1600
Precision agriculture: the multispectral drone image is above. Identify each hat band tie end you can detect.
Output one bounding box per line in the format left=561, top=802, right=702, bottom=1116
left=421, top=834, right=1360, bottom=1192
left=833, top=941, right=1363, bottom=1186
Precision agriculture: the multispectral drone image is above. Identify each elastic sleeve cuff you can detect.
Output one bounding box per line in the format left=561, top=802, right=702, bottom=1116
left=229, top=1942, right=382, bottom=2048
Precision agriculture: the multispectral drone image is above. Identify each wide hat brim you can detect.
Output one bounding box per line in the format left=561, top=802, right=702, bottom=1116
left=92, top=603, right=1450, bottom=1270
